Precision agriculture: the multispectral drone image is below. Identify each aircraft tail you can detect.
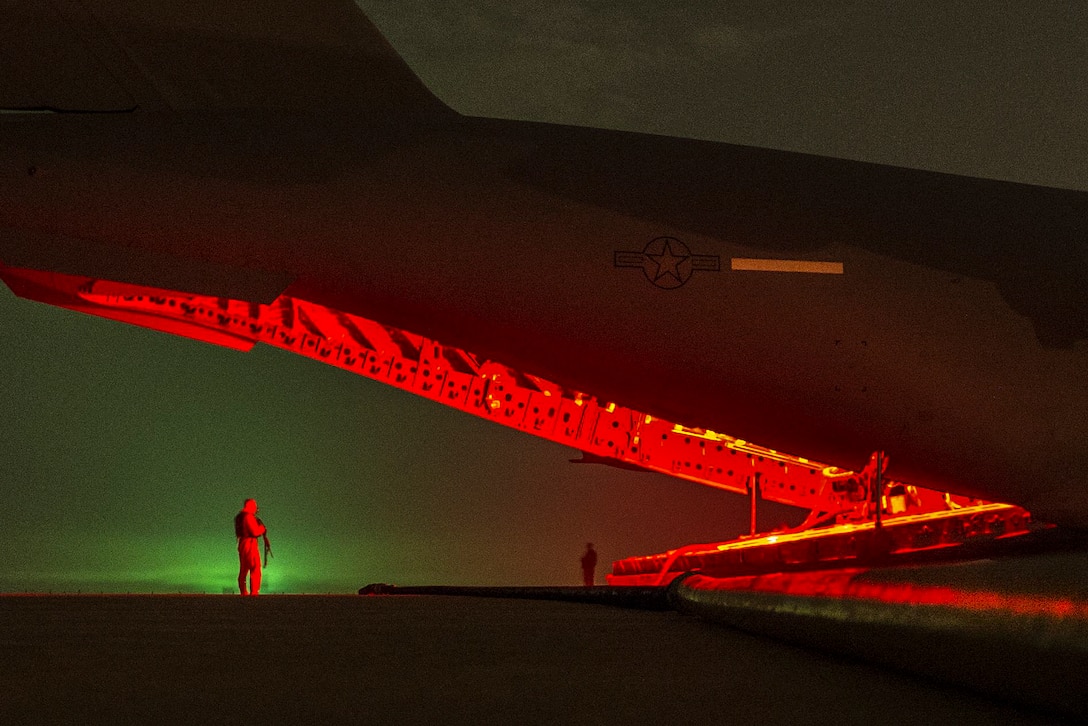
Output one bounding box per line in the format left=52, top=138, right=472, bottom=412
left=0, top=0, right=454, bottom=114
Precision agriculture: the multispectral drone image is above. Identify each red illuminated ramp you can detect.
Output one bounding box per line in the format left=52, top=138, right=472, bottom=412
left=0, top=262, right=1007, bottom=530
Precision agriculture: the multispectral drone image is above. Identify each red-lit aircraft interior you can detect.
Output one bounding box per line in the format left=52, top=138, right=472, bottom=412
left=0, top=262, right=1043, bottom=583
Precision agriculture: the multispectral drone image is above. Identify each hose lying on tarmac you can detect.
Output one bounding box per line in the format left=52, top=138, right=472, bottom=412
left=358, top=583, right=670, bottom=610
left=362, top=570, right=1088, bottom=722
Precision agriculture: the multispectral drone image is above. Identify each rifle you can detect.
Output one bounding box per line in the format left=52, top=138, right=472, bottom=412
left=256, top=517, right=273, bottom=567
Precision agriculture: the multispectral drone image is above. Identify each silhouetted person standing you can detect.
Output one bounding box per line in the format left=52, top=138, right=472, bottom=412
left=581, top=543, right=598, bottom=586
left=235, top=499, right=267, bottom=596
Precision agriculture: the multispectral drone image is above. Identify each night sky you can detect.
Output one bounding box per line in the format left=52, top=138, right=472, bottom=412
left=2, top=2, right=1086, bottom=593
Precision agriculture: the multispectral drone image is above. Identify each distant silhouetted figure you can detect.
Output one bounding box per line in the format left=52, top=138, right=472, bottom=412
left=234, top=499, right=267, bottom=596
left=581, top=543, right=598, bottom=586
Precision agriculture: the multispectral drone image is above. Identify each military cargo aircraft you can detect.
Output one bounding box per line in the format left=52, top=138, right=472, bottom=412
left=3, top=1, right=1087, bottom=576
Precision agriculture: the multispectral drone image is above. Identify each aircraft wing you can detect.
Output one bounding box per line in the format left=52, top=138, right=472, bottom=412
left=0, top=0, right=454, bottom=114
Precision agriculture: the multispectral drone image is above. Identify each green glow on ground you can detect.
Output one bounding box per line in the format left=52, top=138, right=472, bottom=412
left=0, top=535, right=374, bottom=594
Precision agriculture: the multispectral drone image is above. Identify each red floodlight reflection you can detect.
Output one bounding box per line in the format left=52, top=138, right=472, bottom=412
left=609, top=503, right=1038, bottom=585
left=680, top=571, right=1088, bottom=620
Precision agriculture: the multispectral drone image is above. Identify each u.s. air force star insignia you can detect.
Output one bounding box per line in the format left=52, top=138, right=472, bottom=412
left=614, top=237, right=721, bottom=289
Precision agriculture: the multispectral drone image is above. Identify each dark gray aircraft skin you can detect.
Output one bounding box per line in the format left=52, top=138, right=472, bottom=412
left=2, top=0, right=1088, bottom=527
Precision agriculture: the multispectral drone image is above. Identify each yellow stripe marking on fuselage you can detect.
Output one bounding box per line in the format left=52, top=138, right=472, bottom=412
left=731, top=258, right=844, bottom=274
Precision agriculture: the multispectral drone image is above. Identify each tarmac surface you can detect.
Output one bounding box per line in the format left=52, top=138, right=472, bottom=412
left=0, top=594, right=1070, bottom=725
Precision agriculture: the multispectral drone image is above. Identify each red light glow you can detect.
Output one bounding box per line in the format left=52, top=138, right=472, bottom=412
left=609, top=503, right=1036, bottom=585
left=679, top=571, right=1088, bottom=620
left=0, top=262, right=1032, bottom=575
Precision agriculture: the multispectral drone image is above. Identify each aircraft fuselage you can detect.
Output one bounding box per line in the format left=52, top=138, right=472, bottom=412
left=2, top=111, right=1087, bottom=525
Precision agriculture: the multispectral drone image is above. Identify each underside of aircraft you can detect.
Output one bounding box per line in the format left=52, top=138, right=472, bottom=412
left=3, top=0, right=1088, bottom=581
